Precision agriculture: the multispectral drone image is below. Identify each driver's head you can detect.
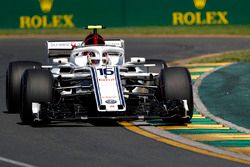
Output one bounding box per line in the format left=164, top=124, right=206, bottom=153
left=85, top=51, right=109, bottom=66
left=86, top=52, right=100, bottom=65
left=102, top=52, right=109, bottom=65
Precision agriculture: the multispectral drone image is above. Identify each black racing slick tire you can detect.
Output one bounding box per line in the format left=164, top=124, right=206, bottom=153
left=20, top=69, right=53, bottom=124
left=159, top=67, right=193, bottom=122
left=6, top=61, right=41, bottom=113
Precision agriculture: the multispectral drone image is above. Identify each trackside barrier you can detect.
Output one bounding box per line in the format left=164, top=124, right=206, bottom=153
left=0, top=0, right=249, bottom=29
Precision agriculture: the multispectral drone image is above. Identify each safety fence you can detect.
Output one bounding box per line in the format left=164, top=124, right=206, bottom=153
left=1, top=0, right=249, bottom=29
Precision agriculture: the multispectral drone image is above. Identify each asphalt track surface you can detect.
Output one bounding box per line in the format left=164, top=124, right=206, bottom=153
left=0, top=37, right=250, bottom=167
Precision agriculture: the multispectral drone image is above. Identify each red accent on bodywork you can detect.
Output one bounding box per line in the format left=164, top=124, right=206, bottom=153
left=71, top=43, right=76, bottom=47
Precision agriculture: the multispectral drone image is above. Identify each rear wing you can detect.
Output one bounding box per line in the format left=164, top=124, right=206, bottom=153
left=47, top=40, right=82, bottom=57
left=47, top=39, right=125, bottom=58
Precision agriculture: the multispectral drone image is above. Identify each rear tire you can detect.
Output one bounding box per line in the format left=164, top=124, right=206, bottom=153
left=159, top=67, right=193, bottom=122
left=6, top=61, right=41, bottom=113
left=20, top=69, right=53, bottom=124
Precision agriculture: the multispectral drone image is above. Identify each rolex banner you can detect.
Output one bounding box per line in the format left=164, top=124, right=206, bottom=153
left=0, top=0, right=249, bottom=29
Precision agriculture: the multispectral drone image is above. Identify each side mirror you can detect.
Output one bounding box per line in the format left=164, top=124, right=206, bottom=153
left=52, top=58, right=69, bottom=64
left=130, top=57, right=145, bottom=64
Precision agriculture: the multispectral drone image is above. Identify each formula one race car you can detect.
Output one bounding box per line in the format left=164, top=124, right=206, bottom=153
left=6, top=25, right=193, bottom=124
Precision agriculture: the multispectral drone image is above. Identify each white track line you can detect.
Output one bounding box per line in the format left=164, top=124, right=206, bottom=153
left=0, top=156, right=37, bottom=167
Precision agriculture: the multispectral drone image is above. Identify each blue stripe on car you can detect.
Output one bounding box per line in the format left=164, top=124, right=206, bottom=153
left=90, top=67, right=101, bottom=107
left=115, top=67, right=125, bottom=106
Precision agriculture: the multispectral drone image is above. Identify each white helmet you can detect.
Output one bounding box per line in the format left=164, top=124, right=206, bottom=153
left=86, top=51, right=109, bottom=65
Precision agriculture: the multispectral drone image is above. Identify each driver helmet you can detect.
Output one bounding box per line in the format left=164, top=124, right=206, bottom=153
left=85, top=51, right=109, bottom=65
left=85, top=51, right=100, bottom=65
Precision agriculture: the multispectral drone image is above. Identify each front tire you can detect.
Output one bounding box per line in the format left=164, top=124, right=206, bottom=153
left=6, top=61, right=41, bottom=113
left=159, top=67, right=193, bottom=122
left=20, top=69, right=53, bottom=124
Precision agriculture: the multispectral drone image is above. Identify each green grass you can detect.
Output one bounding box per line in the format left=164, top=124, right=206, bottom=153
left=190, top=50, right=250, bottom=63
left=1, top=25, right=250, bottom=36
